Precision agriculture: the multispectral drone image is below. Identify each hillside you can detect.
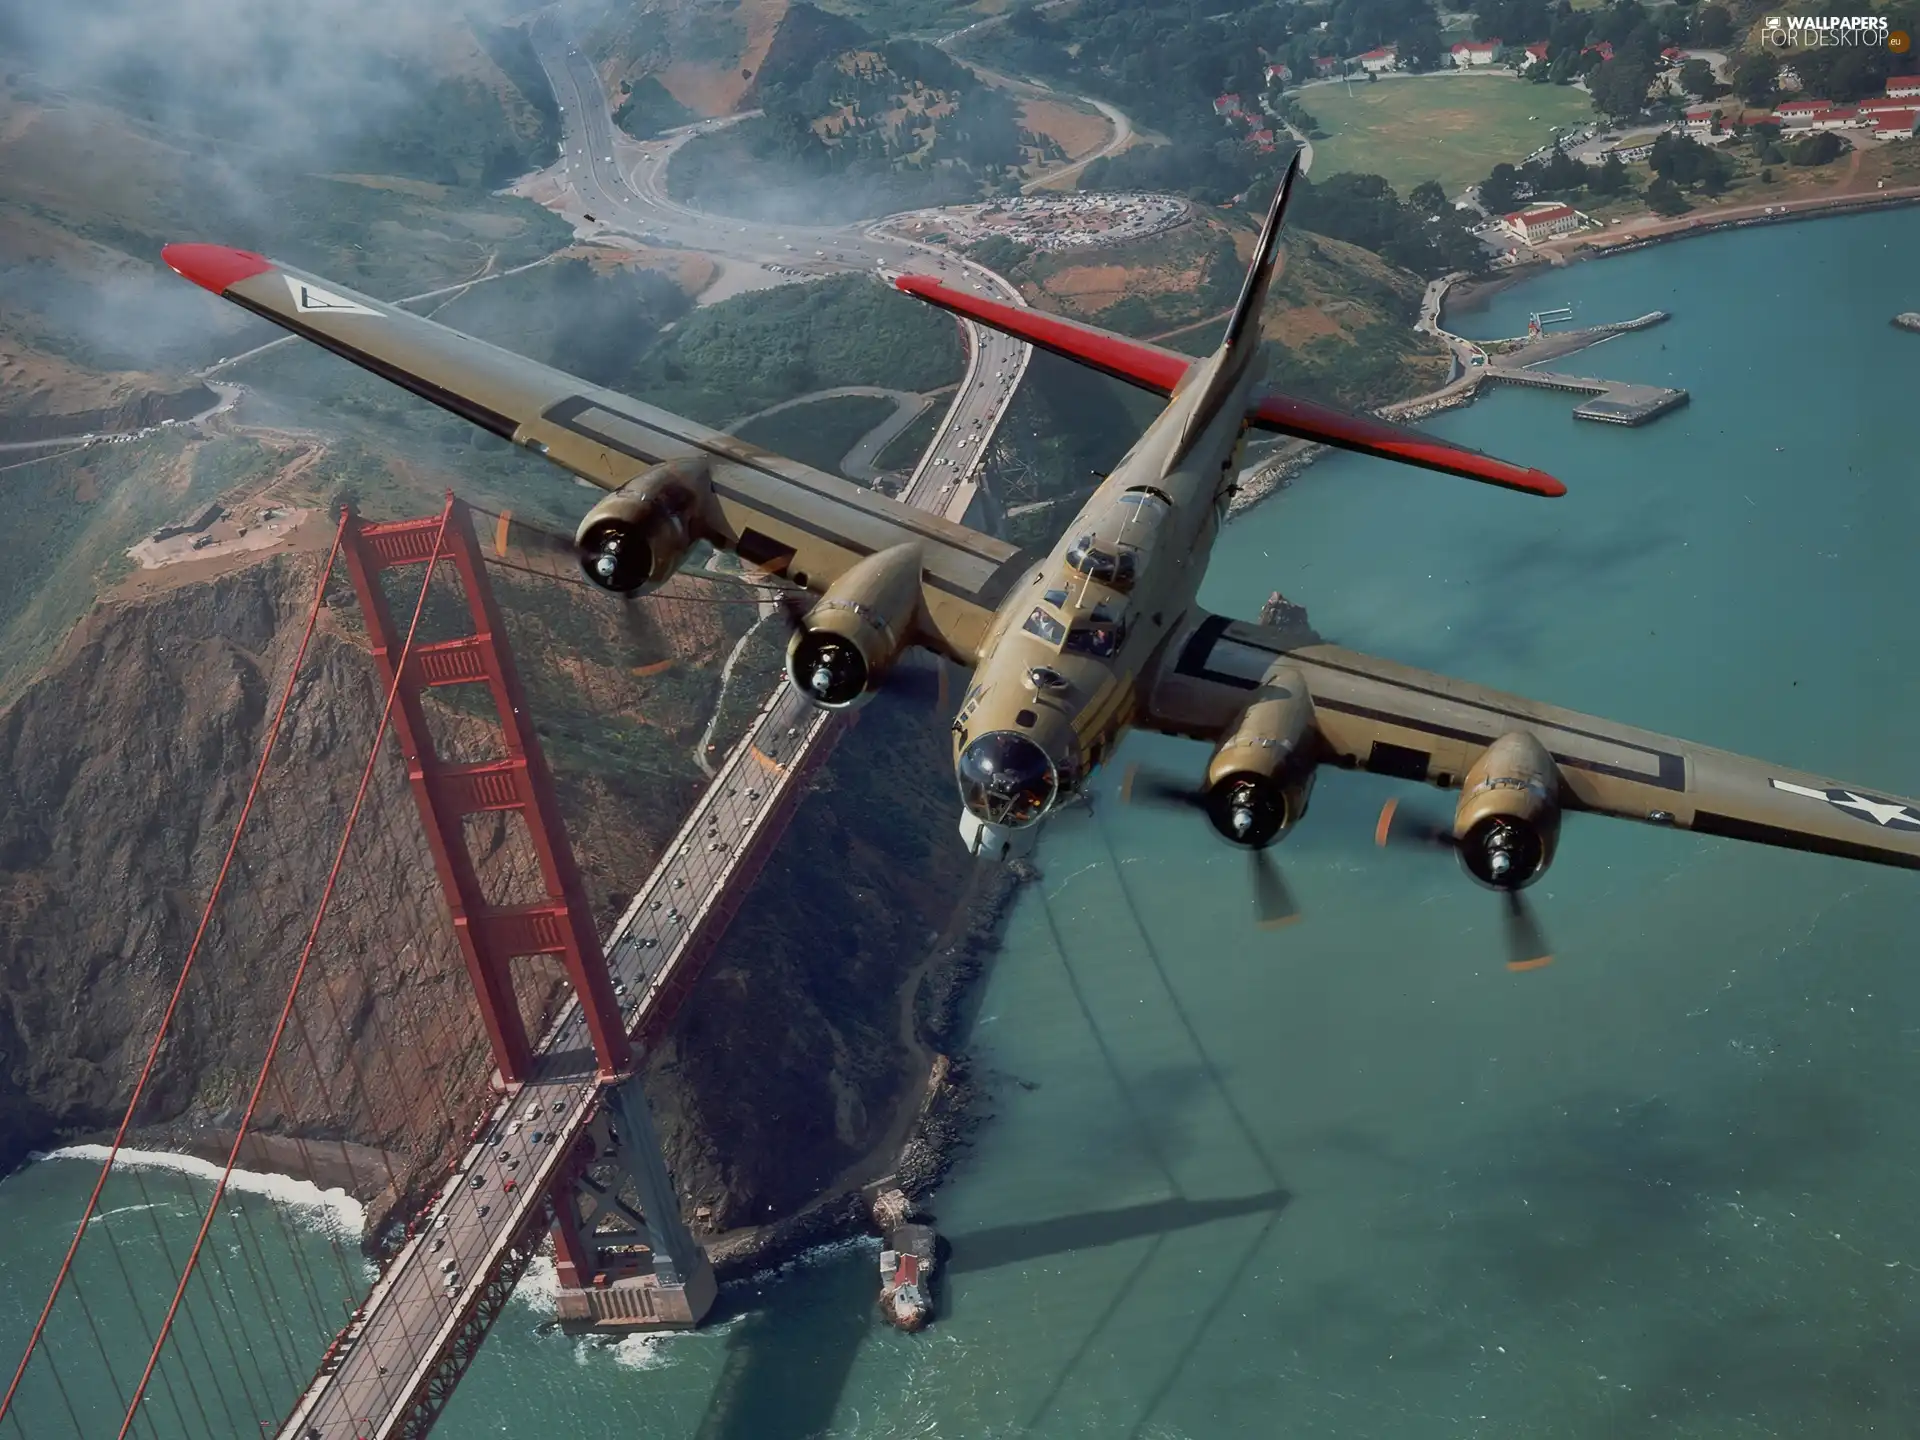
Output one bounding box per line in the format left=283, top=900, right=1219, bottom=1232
left=0, top=7, right=568, bottom=428
left=0, top=524, right=982, bottom=1236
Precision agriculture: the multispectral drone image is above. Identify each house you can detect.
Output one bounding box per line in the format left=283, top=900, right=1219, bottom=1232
left=1774, top=99, right=1828, bottom=124
left=1888, top=75, right=1920, bottom=99
left=1249, top=128, right=1277, bottom=151
left=1313, top=55, right=1340, bottom=77
left=1583, top=41, right=1615, bottom=63
left=1523, top=41, right=1549, bottom=69
left=1859, top=96, right=1913, bottom=112
left=1873, top=110, right=1919, bottom=138
left=1683, top=107, right=1716, bottom=134
left=1660, top=46, right=1684, bottom=66
left=1213, top=93, right=1243, bottom=117
left=1502, top=202, right=1582, bottom=244
left=1449, top=40, right=1499, bottom=68
left=1811, top=106, right=1860, bottom=129
left=1358, top=47, right=1398, bottom=74
left=1263, top=63, right=1291, bottom=86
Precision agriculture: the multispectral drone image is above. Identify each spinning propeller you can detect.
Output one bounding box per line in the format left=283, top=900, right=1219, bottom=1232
left=1120, top=763, right=1300, bottom=929
left=1374, top=798, right=1553, bottom=972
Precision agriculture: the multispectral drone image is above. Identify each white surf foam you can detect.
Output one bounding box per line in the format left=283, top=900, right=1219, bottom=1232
left=38, top=1145, right=365, bottom=1241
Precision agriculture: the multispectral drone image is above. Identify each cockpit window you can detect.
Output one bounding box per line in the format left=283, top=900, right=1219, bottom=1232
left=1064, top=622, right=1123, bottom=658
left=957, top=731, right=1057, bottom=828
left=1043, top=588, right=1068, bottom=607
left=1021, top=606, right=1065, bottom=646
left=1064, top=535, right=1137, bottom=592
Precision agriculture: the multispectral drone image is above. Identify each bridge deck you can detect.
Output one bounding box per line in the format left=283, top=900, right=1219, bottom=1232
left=275, top=318, right=1026, bottom=1440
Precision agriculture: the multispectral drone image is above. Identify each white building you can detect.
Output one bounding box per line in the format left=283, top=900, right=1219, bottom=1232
left=1502, top=202, right=1582, bottom=244
left=1889, top=76, right=1920, bottom=99
left=1449, top=40, right=1500, bottom=68
left=1357, top=47, right=1398, bottom=74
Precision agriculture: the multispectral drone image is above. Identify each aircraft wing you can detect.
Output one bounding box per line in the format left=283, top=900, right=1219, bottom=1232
left=161, top=244, right=1030, bottom=662
left=1146, top=612, right=1920, bottom=872
left=892, top=275, right=1563, bottom=498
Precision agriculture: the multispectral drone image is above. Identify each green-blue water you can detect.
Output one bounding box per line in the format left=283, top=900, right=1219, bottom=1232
left=7, top=209, right=1919, bottom=1438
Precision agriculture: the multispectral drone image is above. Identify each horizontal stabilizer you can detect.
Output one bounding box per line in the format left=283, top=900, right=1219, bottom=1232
left=1251, top=391, right=1566, bottom=498
left=891, top=275, right=1190, bottom=394
left=892, top=275, right=1564, bottom=499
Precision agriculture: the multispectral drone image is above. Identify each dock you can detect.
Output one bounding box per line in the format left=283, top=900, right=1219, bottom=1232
left=1483, top=364, right=1689, bottom=425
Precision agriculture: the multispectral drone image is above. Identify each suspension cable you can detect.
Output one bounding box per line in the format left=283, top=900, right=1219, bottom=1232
left=115, top=503, right=451, bottom=1439
left=0, top=516, right=348, bottom=1428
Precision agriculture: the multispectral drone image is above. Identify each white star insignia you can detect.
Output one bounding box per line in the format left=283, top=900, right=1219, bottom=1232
left=1771, top=778, right=1920, bottom=829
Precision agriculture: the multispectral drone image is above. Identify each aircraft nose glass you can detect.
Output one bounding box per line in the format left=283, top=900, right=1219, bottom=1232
left=958, top=731, right=1057, bottom=828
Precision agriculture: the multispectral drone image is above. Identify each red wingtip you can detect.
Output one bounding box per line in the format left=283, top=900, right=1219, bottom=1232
left=161, top=243, right=273, bottom=296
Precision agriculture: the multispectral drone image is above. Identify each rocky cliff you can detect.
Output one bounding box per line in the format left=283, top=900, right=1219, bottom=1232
left=0, top=540, right=978, bottom=1240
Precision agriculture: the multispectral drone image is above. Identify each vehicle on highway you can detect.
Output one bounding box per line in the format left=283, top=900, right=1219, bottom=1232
left=162, top=155, right=1920, bottom=967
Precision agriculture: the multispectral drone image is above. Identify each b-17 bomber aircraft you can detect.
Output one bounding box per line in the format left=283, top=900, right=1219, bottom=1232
left=163, top=156, right=1920, bottom=970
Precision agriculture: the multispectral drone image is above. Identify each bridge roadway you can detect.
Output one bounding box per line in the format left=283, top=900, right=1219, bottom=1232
left=273, top=161, right=1029, bottom=1440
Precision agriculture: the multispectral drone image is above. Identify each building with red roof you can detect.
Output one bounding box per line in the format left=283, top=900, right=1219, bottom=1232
left=1775, top=99, right=1828, bottom=123
left=1523, top=41, right=1549, bottom=67
left=1501, top=202, right=1581, bottom=244
left=1583, top=41, right=1615, bottom=63
left=1888, top=75, right=1920, bottom=99
left=1358, top=46, right=1398, bottom=73
left=1313, top=55, right=1340, bottom=76
left=1874, top=111, right=1918, bottom=137
left=1811, top=106, right=1859, bottom=129
left=1450, top=40, right=1500, bottom=68
left=1213, top=93, right=1243, bottom=117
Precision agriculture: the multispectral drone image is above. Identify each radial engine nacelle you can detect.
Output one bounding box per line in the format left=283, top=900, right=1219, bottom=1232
left=1453, top=731, right=1562, bottom=890
left=574, top=458, right=712, bottom=595
left=1202, top=670, right=1317, bottom=848
left=786, top=542, right=924, bottom=708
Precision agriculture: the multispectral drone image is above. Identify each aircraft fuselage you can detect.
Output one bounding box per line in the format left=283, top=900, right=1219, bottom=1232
left=950, top=347, right=1264, bottom=860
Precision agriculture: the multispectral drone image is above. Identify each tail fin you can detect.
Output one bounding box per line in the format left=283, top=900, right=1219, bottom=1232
left=1169, top=151, right=1304, bottom=463
left=1220, top=149, right=1302, bottom=380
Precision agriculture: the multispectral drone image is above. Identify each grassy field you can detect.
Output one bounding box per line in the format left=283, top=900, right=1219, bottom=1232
left=1301, top=73, right=1596, bottom=197
left=734, top=394, right=904, bottom=478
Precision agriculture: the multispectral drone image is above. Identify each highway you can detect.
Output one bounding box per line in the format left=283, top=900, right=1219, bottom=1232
left=522, top=11, right=1032, bottom=525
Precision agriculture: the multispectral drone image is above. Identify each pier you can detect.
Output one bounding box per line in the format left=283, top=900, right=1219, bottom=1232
left=1483, top=309, right=1687, bottom=426
left=1483, top=365, right=1689, bottom=425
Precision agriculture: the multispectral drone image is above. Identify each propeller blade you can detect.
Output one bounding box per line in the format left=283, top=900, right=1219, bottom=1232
left=1250, top=847, right=1300, bottom=929
left=1502, top=890, right=1553, bottom=972
left=1119, top=763, right=1206, bottom=811
left=1374, top=797, right=1453, bottom=850
left=491, top=510, right=577, bottom=565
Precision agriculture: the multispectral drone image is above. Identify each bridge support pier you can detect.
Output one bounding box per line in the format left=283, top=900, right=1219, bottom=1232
left=550, top=1080, right=716, bottom=1330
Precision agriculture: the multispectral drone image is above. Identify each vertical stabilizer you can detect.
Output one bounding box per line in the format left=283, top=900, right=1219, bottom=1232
left=1170, top=151, right=1303, bottom=463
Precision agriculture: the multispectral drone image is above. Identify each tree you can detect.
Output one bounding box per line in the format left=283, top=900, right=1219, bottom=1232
left=1480, top=162, right=1519, bottom=213
left=1733, top=54, right=1778, bottom=107
left=1679, top=58, right=1716, bottom=98
left=1592, top=152, right=1629, bottom=193
left=1789, top=130, right=1843, bottom=166
left=1693, top=5, right=1732, bottom=47
left=1646, top=175, right=1691, bottom=214
left=1589, top=54, right=1655, bottom=117
left=1410, top=179, right=1448, bottom=214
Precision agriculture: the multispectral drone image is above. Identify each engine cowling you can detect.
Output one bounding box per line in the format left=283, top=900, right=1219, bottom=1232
left=786, top=542, right=923, bottom=708
left=1453, top=731, right=1562, bottom=890
left=574, top=458, right=712, bottom=595
left=1201, top=671, right=1317, bottom=848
